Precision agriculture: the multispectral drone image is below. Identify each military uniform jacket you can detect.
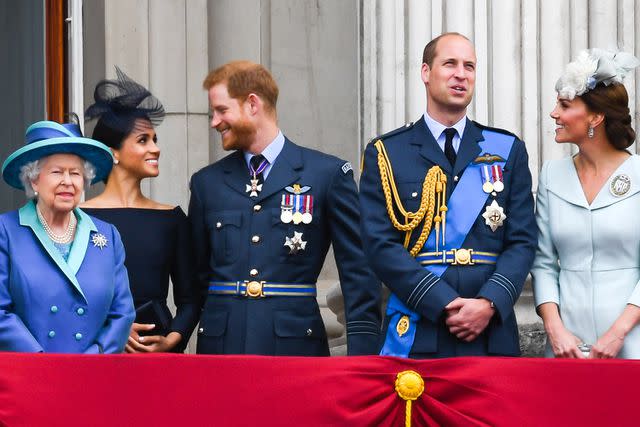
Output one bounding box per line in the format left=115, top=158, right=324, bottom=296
left=189, top=137, right=381, bottom=356
left=359, top=117, right=536, bottom=357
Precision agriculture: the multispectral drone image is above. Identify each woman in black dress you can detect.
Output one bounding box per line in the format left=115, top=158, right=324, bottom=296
left=82, top=67, right=200, bottom=353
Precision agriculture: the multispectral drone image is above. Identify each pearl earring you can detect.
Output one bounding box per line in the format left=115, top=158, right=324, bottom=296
left=113, top=159, right=119, bottom=165
left=34, top=191, right=38, bottom=197
left=588, top=126, right=594, bottom=138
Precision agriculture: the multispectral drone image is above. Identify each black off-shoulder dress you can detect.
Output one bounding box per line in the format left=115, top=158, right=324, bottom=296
left=84, top=207, right=201, bottom=352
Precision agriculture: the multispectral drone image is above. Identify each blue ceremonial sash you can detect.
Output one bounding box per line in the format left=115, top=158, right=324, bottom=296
left=380, top=130, right=515, bottom=357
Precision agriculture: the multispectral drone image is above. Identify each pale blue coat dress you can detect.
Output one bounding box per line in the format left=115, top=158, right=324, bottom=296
left=532, top=155, right=640, bottom=358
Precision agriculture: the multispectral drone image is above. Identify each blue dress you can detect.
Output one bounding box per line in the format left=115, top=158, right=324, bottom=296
left=0, top=201, right=135, bottom=353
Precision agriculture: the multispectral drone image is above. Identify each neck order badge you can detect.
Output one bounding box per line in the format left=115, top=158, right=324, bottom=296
left=247, top=155, right=269, bottom=197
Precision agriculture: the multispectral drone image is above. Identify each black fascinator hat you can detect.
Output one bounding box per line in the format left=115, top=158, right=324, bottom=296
left=85, top=66, right=165, bottom=149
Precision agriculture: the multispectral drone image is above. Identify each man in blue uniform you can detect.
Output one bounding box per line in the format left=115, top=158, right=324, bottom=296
left=359, top=33, right=536, bottom=357
left=190, top=60, right=381, bottom=356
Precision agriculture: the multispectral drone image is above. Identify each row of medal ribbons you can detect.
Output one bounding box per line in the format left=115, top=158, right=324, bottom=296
left=480, top=164, right=504, bottom=194
left=280, top=193, right=313, bottom=224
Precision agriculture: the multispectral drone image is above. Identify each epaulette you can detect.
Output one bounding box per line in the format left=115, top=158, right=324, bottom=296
left=472, top=120, right=520, bottom=139
left=370, top=121, right=415, bottom=143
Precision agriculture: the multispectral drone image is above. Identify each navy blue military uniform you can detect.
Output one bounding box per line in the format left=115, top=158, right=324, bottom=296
left=189, top=138, right=381, bottom=356
left=359, top=118, right=536, bottom=357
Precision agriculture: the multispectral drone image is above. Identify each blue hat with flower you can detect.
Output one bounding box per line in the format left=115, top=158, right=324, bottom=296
left=2, top=120, right=114, bottom=190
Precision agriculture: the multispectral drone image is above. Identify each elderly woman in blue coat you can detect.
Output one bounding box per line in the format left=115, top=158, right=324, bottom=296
left=0, top=120, right=135, bottom=353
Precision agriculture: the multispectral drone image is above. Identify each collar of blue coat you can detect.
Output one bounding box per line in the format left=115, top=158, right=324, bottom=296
left=18, top=200, right=98, bottom=301
left=544, top=154, right=640, bottom=210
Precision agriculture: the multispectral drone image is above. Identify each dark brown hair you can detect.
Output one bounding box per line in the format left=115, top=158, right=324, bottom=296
left=202, top=60, right=279, bottom=113
left=422, top=32, right=471, bottom=67
left=581, top=83, right=636, bottom=149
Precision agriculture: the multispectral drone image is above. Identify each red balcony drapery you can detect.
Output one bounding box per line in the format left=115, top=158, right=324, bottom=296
left=0, top=353, right=635, bottom=426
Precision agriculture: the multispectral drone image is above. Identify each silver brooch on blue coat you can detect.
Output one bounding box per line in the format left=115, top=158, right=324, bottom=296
left=610, top=174, right=631, bottom=197
left=91, top=232, right=108, bottom=249
left=284, top=231, right=307, bottom=254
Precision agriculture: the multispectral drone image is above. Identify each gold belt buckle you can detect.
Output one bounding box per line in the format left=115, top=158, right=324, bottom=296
left=244, top=280, right=265, bottom=298
left=452, top=248, right=474, bottom=265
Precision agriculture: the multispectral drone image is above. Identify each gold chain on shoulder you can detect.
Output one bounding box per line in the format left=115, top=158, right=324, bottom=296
left=374, top=139, right=448, bottom=257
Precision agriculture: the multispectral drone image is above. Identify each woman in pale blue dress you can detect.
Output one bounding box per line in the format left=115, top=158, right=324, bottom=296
left=532, top=49, right=640, bottom=359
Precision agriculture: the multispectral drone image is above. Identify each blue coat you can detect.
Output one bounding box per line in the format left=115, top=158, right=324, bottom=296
left=0, top=201, right=135, bottom=353
left=359, top=118, right=536, bottom=357
left=189, top=138, right=381, bottom=356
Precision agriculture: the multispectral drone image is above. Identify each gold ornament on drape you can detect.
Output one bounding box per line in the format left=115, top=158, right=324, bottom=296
left=395, top=370, right=425, bottom=427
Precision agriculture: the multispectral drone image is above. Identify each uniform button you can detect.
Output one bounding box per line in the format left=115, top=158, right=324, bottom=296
left=253, top=204, right=262, bottom=212
left=251, top=235, right=260, bottom=243
left=454, top=176, right=459, bottom=182
left=198, top=327, right=204, bottom=333
left=76, top=307, right=85, bottom=315
left=216, top=222, right=222, bottom=229
left=48, top=330, right=56, bottom=338
left=249, top=268, right=258, bottom=277
left=306, top=328, right=313, bottom=336
left=50, top=305, right=58, bottom=313
left=411, top=191, right=418, bottom=198
left=75, top=333, right=83, bottom=340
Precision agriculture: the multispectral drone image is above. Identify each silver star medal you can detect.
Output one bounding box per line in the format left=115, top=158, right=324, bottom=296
left=246, top=178, right=263, bottom=198
left=482, top=200, right=506, bottom=232
left=284, top=231, right=307, bottom=254
left=91, top=232, right=108, bottom=249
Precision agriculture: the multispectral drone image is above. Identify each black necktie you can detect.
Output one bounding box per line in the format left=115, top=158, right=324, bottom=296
left=443, top=128, right=457, bottom=168
left=249, top=154, right=267, bottom=185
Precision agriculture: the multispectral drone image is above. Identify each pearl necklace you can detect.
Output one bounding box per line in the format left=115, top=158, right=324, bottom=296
left=36, top=205, right=77, bottom=244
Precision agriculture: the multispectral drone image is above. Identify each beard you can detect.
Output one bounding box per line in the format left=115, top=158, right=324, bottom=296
left=219, top=118, right=257, bottom=151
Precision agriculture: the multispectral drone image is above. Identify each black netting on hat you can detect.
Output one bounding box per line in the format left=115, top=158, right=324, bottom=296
left=85, top=66, right=165, bottom=135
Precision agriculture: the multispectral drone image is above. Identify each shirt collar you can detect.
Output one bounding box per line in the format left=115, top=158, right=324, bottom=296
left=423, top=112, right=467, bottom=140
left=243, top=130, right=285, bottom=166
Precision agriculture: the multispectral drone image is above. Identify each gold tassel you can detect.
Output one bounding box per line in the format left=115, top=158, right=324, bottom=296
left=374, top=140, right=449, bottom=257
left=395, top=370, right=425, bottom=427
left=440, top=174, right=448, bottom=248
